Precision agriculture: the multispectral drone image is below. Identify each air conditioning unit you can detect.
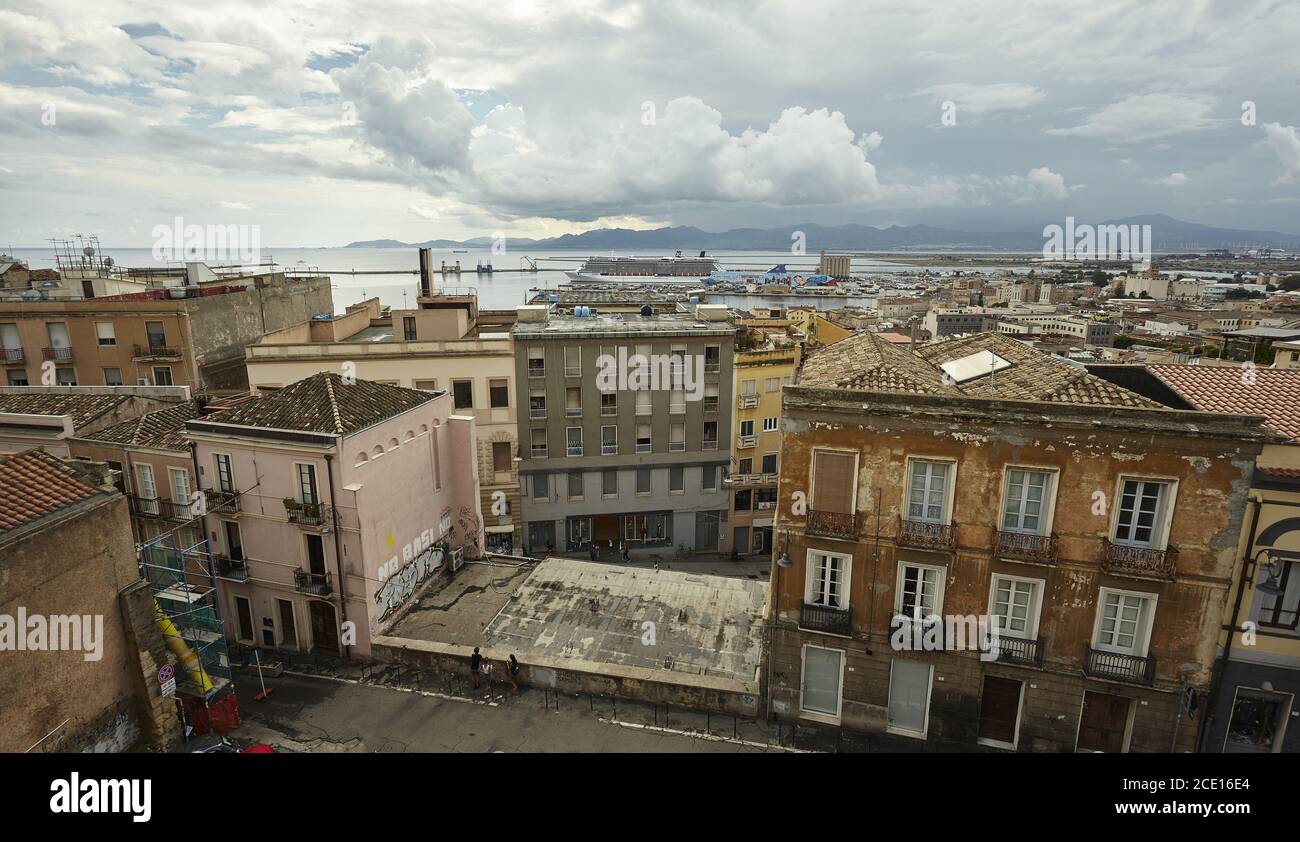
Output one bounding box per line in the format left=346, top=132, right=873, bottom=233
left=137, top=377, right=150, bottom=386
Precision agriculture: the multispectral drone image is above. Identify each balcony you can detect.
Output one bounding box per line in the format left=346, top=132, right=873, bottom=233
left=158, top=499, right=193, bottom=521
left=129, top=495, right=162, bottom=518
left=1, top=347, right=23, bottom=363
left=204, top=489, right=240, bottom=515
left=738, top=394, right=759, bottom=410
left=807, top=509, right=857, bottom=540
left=800, top=602, right=852, bottom=636
left=898, top=517, right=955, bottom=552
left=132, top=343, right=181, bottom=360
left=995, top=635, right=1045, bottom=668
left=294, top=569, right=332, bottom=596
left=1084, top=644, right=1156, bottom=686
left=737, top=434, right=757, bottom=449
left=1102, top=539, right=1178, bottom=580
left=703, top=398, right=719, bottom=414
left=727, top=472, right=778, bottom=488
left=284, top=500, right=331, bottom=528
left=42, top=347, right=73, bottom=362
left=212, top=554, right=249, bottom=582
left=993, top=529, right=1058, bottom=565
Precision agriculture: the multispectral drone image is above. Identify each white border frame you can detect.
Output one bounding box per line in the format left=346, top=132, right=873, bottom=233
left=996, top=464, right=1059, bottom=536
left=1108, top=474, right=1179, bottom=550
left=798, top=643, right=845, bottom=724
left=988, top=572, right=1045, bottom=640
left=1091, top=586, right=1159, bottom=656
left=903, top=454, right=958, bottom=525
left=886, top=658, right=934, bottom=739
left=976, top=674, right=1025, bottom=750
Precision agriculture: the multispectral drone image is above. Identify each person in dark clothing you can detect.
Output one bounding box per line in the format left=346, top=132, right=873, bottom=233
left=622, top=542, right=631, bottom=562
left=507, top=654, right=521, bottom=693
left=470, top=647, right=482, bottom=689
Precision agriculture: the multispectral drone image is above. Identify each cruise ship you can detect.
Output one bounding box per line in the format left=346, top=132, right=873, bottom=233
left=565, top=251, right=719, bottom=282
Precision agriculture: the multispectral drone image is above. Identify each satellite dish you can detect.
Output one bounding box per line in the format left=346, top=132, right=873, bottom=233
left=104, top=257, right=114, bottom=267
left=83, top=246, right=96, bottom=257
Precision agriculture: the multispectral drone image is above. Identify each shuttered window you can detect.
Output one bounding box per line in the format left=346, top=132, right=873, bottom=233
left=812, top=451, right=855, bottom=514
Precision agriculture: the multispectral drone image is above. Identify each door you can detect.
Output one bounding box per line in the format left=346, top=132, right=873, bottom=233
left=305, top=534, right=327, bottom=578
left=732, top=526, right=749, bottom=555
left=1077, top=691, right=1131, bottom=752
left=309, top=601, right=339, bottom=655
left=136, top=464, right=159, bottom=514
left=887, top=659, right=934, bottom=737
left=978, top=676, right=1023, bottom=747
left=234, top=596, right=254, bottom=643
left=277, top=599, right=298, bottom=650
left=223, top=521, right=244, bottom=561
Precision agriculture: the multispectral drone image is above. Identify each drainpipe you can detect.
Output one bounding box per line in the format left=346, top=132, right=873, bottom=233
left=189, top=441, right=210, bottom=575
left=324, top=451, right=351, bottom=658
left=1197, top=496, right=1262, bottom=753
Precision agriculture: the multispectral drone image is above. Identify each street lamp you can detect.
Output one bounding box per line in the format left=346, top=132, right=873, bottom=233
left=1250, top=548, right=1285, bottom=596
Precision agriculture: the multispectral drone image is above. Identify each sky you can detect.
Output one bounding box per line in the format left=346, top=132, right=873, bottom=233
left=0, top=0, right=1298, bottom=248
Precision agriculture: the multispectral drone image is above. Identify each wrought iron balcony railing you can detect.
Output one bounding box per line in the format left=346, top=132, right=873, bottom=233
left=294, top=569, right=332, bottom=596
left=898, top=517, right=955, bottom=551
left=800, top=602, right=852, bottom=636
left=285, top=501, right=331, bottom=527
left=212, top=554, right=249, bottom=581
left=527, top=365, right=546, bottom=378
left=994, top=634, right=1045, bottom=668
left=132, top=343, right=181, bottom=359
left=42, top=346, right=73, bottom=362
left=993, top=529, right=1058, bottom=565
left=1102, top=539, right=1178, bottom=580
left=1, top=347, right=23, bottom=362
left=807, top=509, right=857, bottom=539
left=204, top=489, right=240, bottom=514
left=1084, top=644, right=1156, bottom=685
left=129, top=495, right=162, bottom=518
left=528, top=406, right=546, bottom=419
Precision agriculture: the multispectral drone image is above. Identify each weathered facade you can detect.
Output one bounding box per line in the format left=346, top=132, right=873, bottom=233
left=767, top=332, right=1273, bottom=752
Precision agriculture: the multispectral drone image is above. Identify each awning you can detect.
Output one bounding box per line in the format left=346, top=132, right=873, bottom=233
left=485, top=524, right=515, bottom=534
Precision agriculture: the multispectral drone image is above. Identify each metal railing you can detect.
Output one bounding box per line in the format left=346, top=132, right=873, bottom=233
left=285, top=501, right=331, bottom=527
left=670, top=402, right=686, bottom=414
left=213, top=554, right=249, bottom=581
left=529, top=406, right=547, bottom=419
left=565, top=407, right=582, bottom=417
left=527, top=365, right=546, bottom=378
left=567, top=444, right=583, bottom=456
left=703, top=398, right=719, bottom=413
left=800, top=602, right=852, bottom=636
left=1102, top=539, right=1178, bottom=580
left=1, top=347, right=23, bottom=362
left=601, top=441, right=617, bottom=455
left=993, top=529, right=1058, bottom=565
left=129, top=495, right=162, bottom=517
left=531, top=445, right=548, bottom=458
left=132, top=343, right=181, bottom=359
left=898, top=517, right=955, bottom=551
left=995, top=635, right=1045, bottom=668
left=601, top=404, right=617, bottom=416
left=807, top=509, right=857, bottom=539
left=294, top=569, right=332, bottom=596
left=204, top=489, right=240, bottom=514
left=42, top=347, right=73, bottom=362
left=670, top=441, right=686, bottom=452
left=635, top=442, right=652, bottom=453
left=1083, top=644, right=1156, bottom=685
left=702, top=439, right=718, bottom=451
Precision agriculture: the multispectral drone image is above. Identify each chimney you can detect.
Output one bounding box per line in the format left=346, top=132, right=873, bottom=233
left=418, top=248, right=433, bottom=298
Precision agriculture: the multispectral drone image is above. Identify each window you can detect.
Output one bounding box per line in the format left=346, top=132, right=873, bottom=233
left=670, top=389, right=686, bottom=414
left=527, top=347, right=545, bottom=378
left=735, top=489, right=752, bottom=510
left=453, top=380, right=473, bottom=409
left=566, top=426, right=583, bottom=456
left=739, top=458, right=752, bottom=474
left=214, top=454, right=235, bottom=493
left=565, top=386, right=581, bottom=417
left=403, top=316, right=417, bottom=340
left=636, top=467, right=651, bottom=495
left=763, top=417, right=778, bottom=433
left=704, top=345, right=720, bottom=373
left=532, top=473, right=549, bottom=500
left=152, top=366, right=173, bottom=386
left=146, top=321, right=166, bottom=348
left=6, top=370, right=28, bottom=386
left=670, top=422, right=685, bottom=452
left=812, top=449, right=855, bottom=515
left=531, top=428, right=547, bottom=458
left=492, top=441, right=512, bottom=473
left=602, top=469, right=617, bottom=497
left=414, top=379, right=438, bottom=391
left=695, top=510, right=721, bottom=550
left=297, top=463, right=319, bottom=505
left=739, top=419, right=755, bottom=437
left=703, top=421, right=718, bottom=449
left=168, top=467, right=191, bottom=504
left=636, top=423, right=651, bottom=453
left=1003, top=468, right=1051, bottom=534
left=56, top=367, right=77, bottom=385
left=1093, top=588, right=1157, bottom=655
left=800, top=645, right=844, bottom=718
left=564, top=346, right=581, bottom=377
left=703, top=384, right=719, bottom=413
left=1225, top=687, right=1293, bottom=752
left=601, top=425, right=617, bottom=455
left=636, top=390, right=651, bottom=416
left=103, top=368, right=123, bottom=386
left=1257, top=561, right=1298, bottom=630
left=896, top=562, right=944, bottom=620
left=601, top=393, right=617, bottom=416
left=761, top=453, right=777, bottom=474
left=1114, top=479, right=1172, bottom=547
left=887, top=659, right=933, bottom=737
left=806, top=550, right=850, bottom=609
left=989, top=574, right=1042, bottom=638
left=907, top=459, right=951, bottom=523
left=741, top=379, right=757, bottom=396
left=95, top=322, right=116, bottom=346
left=756, top=488, right=777, bottom=509
left=764, top=377, right=781, bottom=393
left=529, top=388, right=546, bottom=419
left=670, top=466, right=684, bottom=493
left=702, top=464, right=718, bottom=491
left=490, top=379, right=509, bottom=408
left=568, top=471, right=583, bottom=499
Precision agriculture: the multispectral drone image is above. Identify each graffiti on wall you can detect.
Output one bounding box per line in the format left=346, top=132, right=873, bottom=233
left=374, top=533, right=445, bottom=622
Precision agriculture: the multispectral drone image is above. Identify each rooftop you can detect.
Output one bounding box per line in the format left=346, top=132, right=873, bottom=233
left=513, top=310, right=735, bottom=339
left=0, top=449, right=106, bottom=542
left=0, top=391, right=129, bottom=427
left=75, top=400, right=201, bottom=451
left=191, top=373, right=437, bottom=436
left=1147, top=364, right=1300, bottom=440
left=800, top=331, right=1162, bottom=408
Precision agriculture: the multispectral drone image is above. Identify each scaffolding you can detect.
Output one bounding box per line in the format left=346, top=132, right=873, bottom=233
left=139, top=531, right=238, bottom=733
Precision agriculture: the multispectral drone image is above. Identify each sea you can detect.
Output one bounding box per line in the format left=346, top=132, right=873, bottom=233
left=6, top=246, right=1048, bottom=313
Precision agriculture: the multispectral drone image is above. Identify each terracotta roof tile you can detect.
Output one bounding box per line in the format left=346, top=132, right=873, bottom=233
left=0, top=392, right=128, bottom=427
left=0, top=449, right=102, bottom=538
left=1148, top=364, right=1300, bottom=440
left=77, top=400, right=201, bottom=451
left=195, top=373, right=436, bottom=435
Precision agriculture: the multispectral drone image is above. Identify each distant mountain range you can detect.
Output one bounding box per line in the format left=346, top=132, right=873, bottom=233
left=346, top=215, right=1300, bottom=252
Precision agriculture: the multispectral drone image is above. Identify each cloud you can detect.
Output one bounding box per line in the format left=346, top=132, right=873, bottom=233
left=991, top=167, right=1071, bottom=203
left=215, top=200, right=254, bottom=210
left=1263, top=122, right=1300, bottom=184
left=407, top=203, right=438, bottom=219
left=1046, top=93, right=1217, bottom=143
left=1147, top=172, right=1189, bottom=187
left=911, top=82, right=1046, bottom=115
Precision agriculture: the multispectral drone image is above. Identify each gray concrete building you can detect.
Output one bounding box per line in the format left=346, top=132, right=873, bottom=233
left=512, top=303, right=735, bottom=553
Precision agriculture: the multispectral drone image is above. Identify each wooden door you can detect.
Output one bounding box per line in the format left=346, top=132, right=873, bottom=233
left=978, top=676, right=1022, bottom=746
left=1078, top=691, right=1130, bottom=752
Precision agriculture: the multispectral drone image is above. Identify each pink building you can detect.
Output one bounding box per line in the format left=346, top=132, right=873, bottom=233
left=186, top=374, right=482, bottom=657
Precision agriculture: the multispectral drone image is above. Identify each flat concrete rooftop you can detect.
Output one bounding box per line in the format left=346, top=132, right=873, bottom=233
left=388, top=557, right=767, bottom=685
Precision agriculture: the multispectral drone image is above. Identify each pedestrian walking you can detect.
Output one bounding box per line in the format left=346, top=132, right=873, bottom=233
left=507, top=654, right=521, bottom=693
left=622, top=541, right=631, bottom=562
left=470, top=646, right=482, bottom=689
left=481, top=660, right=494, bottom=690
